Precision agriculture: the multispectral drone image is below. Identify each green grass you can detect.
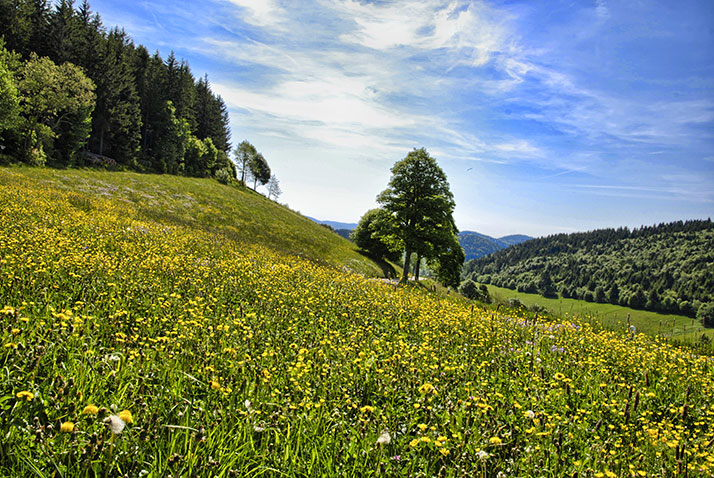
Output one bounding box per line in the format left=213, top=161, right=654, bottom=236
left=486, top=284, right=713, bottom=338
left=1, top=166, right=386, bottom=277
left=2, top=166, right=714, bottom=476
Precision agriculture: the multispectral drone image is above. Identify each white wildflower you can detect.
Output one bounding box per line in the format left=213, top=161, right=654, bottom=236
left=525, top=410, right=535, bottom=419
left=103, top=414, right=125, bottom=435
left=475, top=450, right=489, bottom=460
left=376, top=429, right=391, bottom=445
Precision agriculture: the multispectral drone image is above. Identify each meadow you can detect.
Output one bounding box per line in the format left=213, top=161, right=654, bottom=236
left=485, top=285, right=713, bottom=339
left=1, top=167, right=713, bottom=477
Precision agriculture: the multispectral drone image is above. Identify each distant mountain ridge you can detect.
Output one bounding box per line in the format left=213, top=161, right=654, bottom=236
left=307, top=217, right=358, bottom=231
left=458, top=231, right=533, bottom=261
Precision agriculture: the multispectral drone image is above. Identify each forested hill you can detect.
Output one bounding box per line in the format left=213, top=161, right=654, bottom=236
left=0, top=0, right=233, bottom=177
left=458, top=231, right=532, bottom=261
left=463, top=219, right=714, bottom=317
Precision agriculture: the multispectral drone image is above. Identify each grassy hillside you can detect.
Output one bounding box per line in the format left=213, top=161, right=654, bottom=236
left=0, top=167, right=386, bottom=277
left=485, top=284, right=713, bottom=339
left=2, top=166, right=714, bottom=477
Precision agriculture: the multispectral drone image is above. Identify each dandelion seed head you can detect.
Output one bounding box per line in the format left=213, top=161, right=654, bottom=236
left=104, top=415, right=126, bottom=434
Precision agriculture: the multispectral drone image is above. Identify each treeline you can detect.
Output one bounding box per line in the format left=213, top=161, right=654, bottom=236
left=0, top=0, right=235, bottom=179
left=463, top=219, right=714, bottom=318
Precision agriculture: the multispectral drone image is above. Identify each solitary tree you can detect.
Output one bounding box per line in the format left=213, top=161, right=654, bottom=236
left=267, top=174, right=282, bottom=200
left=233, top=140, right=256, bottom=186
left=249, top=152, right=270, bottom=190
left=377, top=148, right=461, bottom=284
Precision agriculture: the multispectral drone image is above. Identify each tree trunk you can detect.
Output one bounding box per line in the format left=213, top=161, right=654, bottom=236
left=414, top=254, right=421, bottom=282
left=99, top=125, right=104, bottom=156
left=401, top=248, right=412, bottom=284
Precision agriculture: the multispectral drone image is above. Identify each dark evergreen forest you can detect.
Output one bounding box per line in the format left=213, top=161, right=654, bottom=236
left=0, top=0, right=235, bottom=178
left=463, top=219, right=714, bottom=318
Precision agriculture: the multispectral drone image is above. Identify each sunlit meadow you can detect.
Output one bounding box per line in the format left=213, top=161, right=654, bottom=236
left=1, top=167, right=713, bottom=477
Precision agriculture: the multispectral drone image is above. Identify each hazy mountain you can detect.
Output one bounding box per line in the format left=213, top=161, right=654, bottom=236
left=307, top=217, right=358, bottom=231
left=458, top=231, right=533, bottom=261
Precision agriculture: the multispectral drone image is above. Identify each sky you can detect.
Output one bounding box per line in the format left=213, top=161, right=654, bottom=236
left=88, top=0, right=714, bottom=237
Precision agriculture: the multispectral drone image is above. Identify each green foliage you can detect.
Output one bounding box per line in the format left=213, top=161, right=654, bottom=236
left=0, top=43, right=21, bottom=138
left=466, top=220, right=714, bottom=316
left=459, top=279, right=491, bottom=303
left=427, top=233, right=464, bottom=289
left=352, top=208, right=401, bottom=262
left=234, top=140, right=257, bottom=185
left=214, top=167, right=233, bottom=184
left=377, top=148, right=461, bottom=285
left=18, top=54, right=95, bottom=165
left=699, top=303, right=714, bottom=328
left=0, top=0, right=234, bottom=177
left=248, top=152, right=270, bottom=190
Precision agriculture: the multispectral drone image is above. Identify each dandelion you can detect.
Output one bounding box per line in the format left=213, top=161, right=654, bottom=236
left=118, top=409, right=133, bottom=424
left=489, top=436, right=502, bottom=445
left=476, top=450, right=489, bottom=460
left=418, top=382, right=435, bottom=394
left=210, top=380, right=220, bottom=390
left=82, top=404, right=99, bottom=415
left=60, top=421, right=75, bottom=433
left=376, top=430, right=391, bottom=445
left=524, top=410, right=535, bottom=419
left=16, top=391, right=34, bottom=401
left=554, top=372, right=565, bottom=381
left=409, top=438, right=420, bottom=448
left=104, top=415, right=126, bottom=435
left=360, top=405, right=375, bottom=414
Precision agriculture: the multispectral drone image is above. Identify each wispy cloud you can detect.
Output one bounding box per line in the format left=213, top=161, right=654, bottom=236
left=201, top=0, right=534, bottom=164
left=225, top=0, right=286, bottom=27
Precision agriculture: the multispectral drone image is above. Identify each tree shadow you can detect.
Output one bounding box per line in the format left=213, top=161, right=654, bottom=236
left=355, top=249, right=397, bottom=279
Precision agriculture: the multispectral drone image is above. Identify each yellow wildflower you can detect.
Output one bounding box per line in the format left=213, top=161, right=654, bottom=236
left=16, top=391, right=34, bottom=401
left=60, top=422, right=75, bottom=433
left=118, top=409, right=133, bottom=424
left=82, top=404, right=99, bottom=415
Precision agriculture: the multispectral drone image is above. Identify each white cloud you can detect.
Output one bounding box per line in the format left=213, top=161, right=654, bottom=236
left=334, top=0, right=508, bottom=67
left=226, top=0, right=285, bottom=27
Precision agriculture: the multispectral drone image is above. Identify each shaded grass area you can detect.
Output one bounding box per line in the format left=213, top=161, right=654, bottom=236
left=2, top=166, right=385, bottom=277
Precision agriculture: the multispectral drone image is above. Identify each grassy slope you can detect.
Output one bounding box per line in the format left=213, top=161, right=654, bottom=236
left=486, top=284, right=714, bottom=338
left=1, top=167, right=386, bottom=277
left=2, top=165, right=714, bottom=476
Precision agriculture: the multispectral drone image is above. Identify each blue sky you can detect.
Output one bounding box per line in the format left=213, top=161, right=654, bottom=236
left=89, top=0, right=714, bottom=237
